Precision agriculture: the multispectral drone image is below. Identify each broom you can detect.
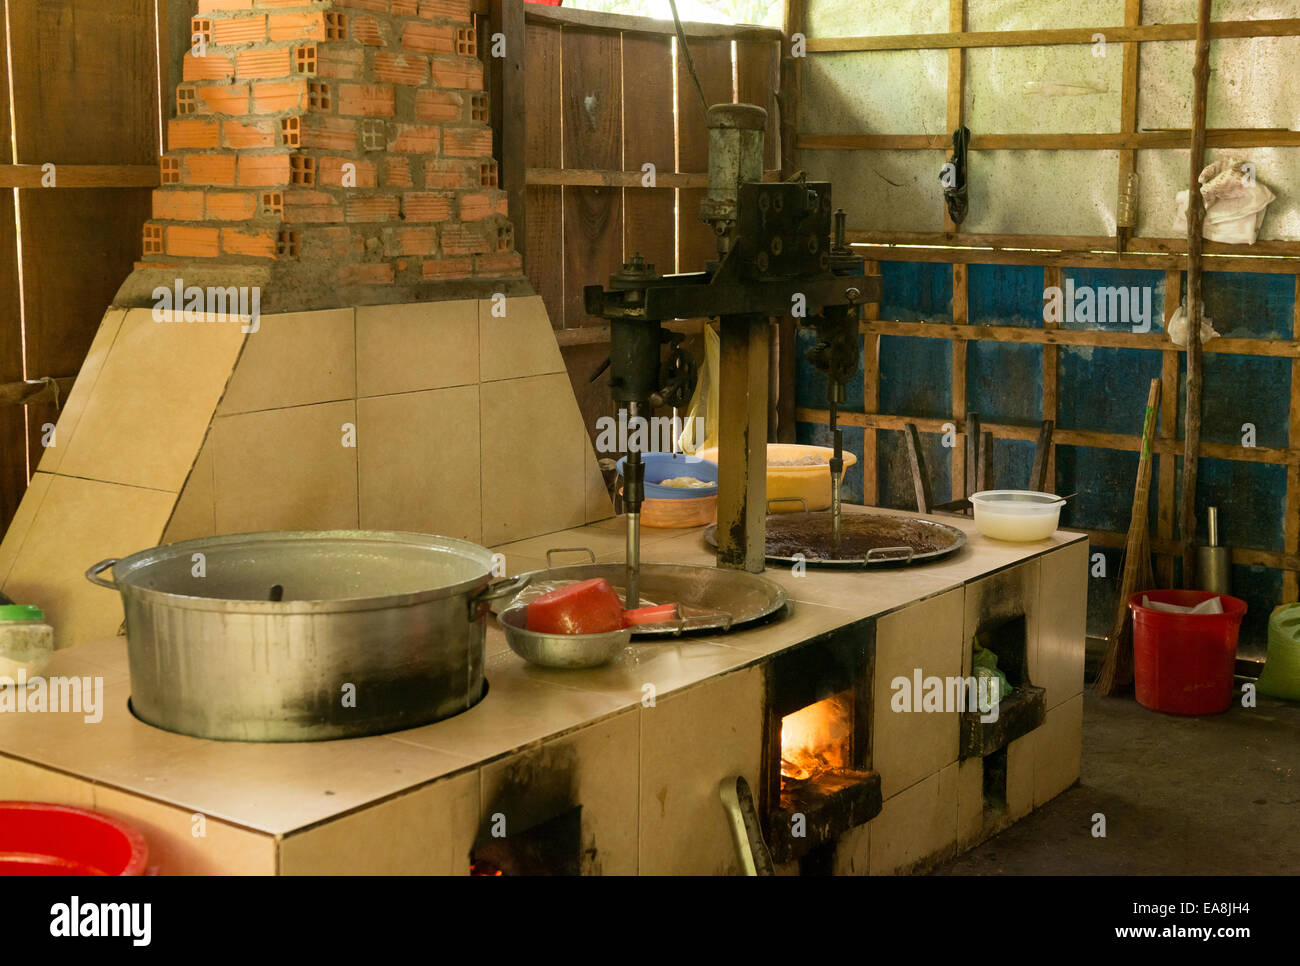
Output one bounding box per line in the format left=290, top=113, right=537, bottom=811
left=1095, top=378, right=1161, bottom=695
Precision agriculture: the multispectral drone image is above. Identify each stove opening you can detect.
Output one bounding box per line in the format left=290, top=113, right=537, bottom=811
left=468, top=806, right=582, bottom=876
left=780, top=690, right=853, bottom=788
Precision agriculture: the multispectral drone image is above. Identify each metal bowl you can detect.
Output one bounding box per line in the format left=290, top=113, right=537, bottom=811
left=499, top=606, right=632, bottom=669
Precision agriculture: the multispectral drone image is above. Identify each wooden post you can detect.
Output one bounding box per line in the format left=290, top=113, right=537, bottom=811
left=1179, top=0, right=1213, bottom=586
left=779, top=0, right=805, bottom=180
left=490, top=0, right=527, bottom=257
left=716, top=314, right=770, bottom=572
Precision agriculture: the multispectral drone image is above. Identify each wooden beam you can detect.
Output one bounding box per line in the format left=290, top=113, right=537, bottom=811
left=943, top=0, right=965, bottom=234
left=490, top=0, right=526, bottom=257
left=1041, top=266, right=1060, bottom=493
left=846, top=229, right=1300, bottom=258
left=847, top=243, right=1300, bottom=275
left=0, top=164, right=159, bottom=188
left=1180, top=0, right=1213, bottom=587
left=717, top=316, right=771, bottom=573
left=861, top=260, right=880, bottom=505
left=1157, top=268, right=1181, bottom=588
left=1289, top=273, right=1300, bottom=601
left=524, top=4, right=784, bottom=41
left=529, top=167, right=710, bottom=188
left=1115, top=0, right=1142, bottom=252
left=798, top=130, right=1300, bottom=151
left=951, top=262, right=968, bottom=500
left=780, top=0, right=806, bottom=180
left=804, top=18, right=1300, bottom=53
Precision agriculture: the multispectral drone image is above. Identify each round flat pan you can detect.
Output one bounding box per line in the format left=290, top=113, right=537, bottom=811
left=497, top=562, right=787, bottom=637
left=703, top=511, right=967, bottom=568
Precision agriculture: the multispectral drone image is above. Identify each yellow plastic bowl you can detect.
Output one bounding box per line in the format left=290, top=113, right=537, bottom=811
left=694, top=444, right=857, bottom=513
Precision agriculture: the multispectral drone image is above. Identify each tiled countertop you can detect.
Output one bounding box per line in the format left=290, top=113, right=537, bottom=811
left=0, top=508, right=1085, bottom=837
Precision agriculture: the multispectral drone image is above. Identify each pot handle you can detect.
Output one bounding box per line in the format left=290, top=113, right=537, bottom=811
left=865, top=546, right=915, bottom=565
left=85, top=558, right=121, bottom=590
left=767, top=496, right=808, bottom=513
left=546, top=547, right=597, bottom=566
left=467, top=573, right=531, bottom=621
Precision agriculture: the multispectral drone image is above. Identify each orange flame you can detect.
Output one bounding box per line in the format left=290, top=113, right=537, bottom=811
left=780, top=691, right=852, bottom=784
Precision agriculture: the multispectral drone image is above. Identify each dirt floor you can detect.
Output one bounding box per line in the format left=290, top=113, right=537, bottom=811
left=937, top=673, right=1300, bottom=875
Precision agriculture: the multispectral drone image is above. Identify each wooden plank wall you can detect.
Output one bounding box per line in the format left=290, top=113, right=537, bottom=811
left=0, top=0, right=162, bottom=534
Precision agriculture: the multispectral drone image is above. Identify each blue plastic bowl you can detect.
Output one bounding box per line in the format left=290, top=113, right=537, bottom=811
left=615, top=453, right=719, bottom=499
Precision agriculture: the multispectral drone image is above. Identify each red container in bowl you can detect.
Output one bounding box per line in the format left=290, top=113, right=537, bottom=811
left=0, top=802, right=149, bottom=875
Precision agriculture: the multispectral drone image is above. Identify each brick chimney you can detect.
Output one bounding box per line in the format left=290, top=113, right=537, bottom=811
left=117, top=0, right=524, bottom=310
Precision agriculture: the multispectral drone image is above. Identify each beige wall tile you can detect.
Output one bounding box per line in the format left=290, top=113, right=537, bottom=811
left=37, top=309, right=127, bottom=476
left=92, top=786, right=277, bottom=875
left=357, top=386, right=482, bottom=543
left=480, top=374, right=587, bottom=546
left=0, top=755, right=96, bottom=806
left=1007, top=731, right=1036, bottom=820
left=638, top=666, right=763, bottom=875
left=356, top=299, right=479, bottom=398
left=962, top=559, right=1041, bottom=682
left=868, top=761, right=958, bottom=875
left=57, top=308, right=246, bottom=492
left=478, top=295, right=564, bottom=383
left=0, top=471, right=53, bottom=586
left=956, top=757, right=984, bottom=851
left=480, top=708, right=639, bottom=875
left=212, top=400, right=358, bottom=533
left=218, top=308, right=355, bottom=415
left=3, top=475, right=175, bottom=648
left=831, top=822, right=870, bottom=875
left=1034, top=692, right=1083, bottom=807
left=162, top=435, right=216, bottom=543
left=873, top=589, right=964, bottom=796
left=279, top=770, right=479, bottom=875
left=1036, top=541, right=1089, bottom=709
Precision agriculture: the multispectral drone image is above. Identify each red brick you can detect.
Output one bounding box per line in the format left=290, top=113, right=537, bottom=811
left=167, top=225, right=221, bottom=258
left=221, top=228, right=278, bottom=258
left=221, top=118, right=276, bottom=148
left=267, top=11, right=325, bottom=41
left=414, top=89, right=463, bottom=122
left=337, top=0, right=388, bottom=11
left=212, top=15, right=266, bottom=44
left=301, top=115, right=358, bottom=150
left=383, top=157, right=413, bottom=187
left=402, top=22, right=454, bottom=54
left=318, top=45, right=364, bottom=79
left=421, top=256, right=474, bottom=280
left=337, top=84, right=395, bottom=116
left=391, top=0, right=419, bottom=14
left=185, top=154, right=238, bottom=185
left=251, top=80, right=307, bottom=113
left=167, top=118, right=220, bottom=149
left=342, top=262, right=395, bottom=285
left=417, top=0, right=471, bottom=21
left=197, top=82, right=251, bottom=114
left=350, top=15, right=385, bottom=46
left=283, top=189, right=345, bottom=222
left=206, top=191, right=259, bottom=220
left=198, top=0, right=253, bottom=11
left=238, top=154, right=292, bottom=186
left=237, top=48, right=291, bottom=79
left=319, top=157, right=378, bottom=187
left=183, top=51, right=235, bottom=82
left=401, top=191, right=451, bottom=221
left=372, top=51, right=428, bottom=86
left=442, top=127, right=491, bottom=157
left=387, top=124, right=439, bottom=153
left=345, top=195, right=400, bottom=222
left=390, top=227, right=436, bottom=256
left=152, top=189, right=206, bottom=221
left=459, top=192, right=507, bottom=221
left=474, top=252, right=524, bottom=277
left=430, top=56, right=482, bottom=90
left=423, top=159, right=477, bottom=188
left=439, top=224, right=491, bottom=256
left=252, top=0, right=316, bottom=7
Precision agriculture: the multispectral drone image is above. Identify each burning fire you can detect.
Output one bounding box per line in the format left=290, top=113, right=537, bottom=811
left=780, top=692, right=852, bottom=784
left=470, top=859, right=504, bottom=876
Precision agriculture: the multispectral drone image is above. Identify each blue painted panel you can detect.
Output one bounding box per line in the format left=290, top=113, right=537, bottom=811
left=1176, top=353, right=1290, bottom=449
left=879, top=336, right=952, bottom=418
left=796, top=422, right=865, bottom=504
left=879, top=261, right=952, bottom=321
left=876, top=428, right=952, bottom=510
left=967, top=341, right=1042, bottom=424
left=988, top=438, right=1038, bottom=491
left=1230, top=565, right=1279, bottom=660
left=1085, top=545, right=1122, bottom=637
left=1178, top=456, right=1288, bottom=552
left=1058, top=346, right=1163, bottom=434
left=1055, top=445, right=1141, bottom=533
left=1060, top=267, right=1167, bottom=333
left=794, top=328, right=866, bottom=413
left=969, top=264, right=1044, bottom=327
left=1201, top=271, right=1295, bottom=340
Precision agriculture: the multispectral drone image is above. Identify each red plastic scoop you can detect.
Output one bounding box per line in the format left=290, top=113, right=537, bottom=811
left=526, top=578, right=625, bottom=635
left=622, top=603, right=680, bottom=627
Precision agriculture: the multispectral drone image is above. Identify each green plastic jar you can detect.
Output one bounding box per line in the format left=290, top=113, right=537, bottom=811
left=1258, top=603, right=1300, bottom=702
left=0, top=604, right=54, bottom=679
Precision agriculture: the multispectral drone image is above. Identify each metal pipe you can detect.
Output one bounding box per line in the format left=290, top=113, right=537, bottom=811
left=624, top=401, right=645, bottom=608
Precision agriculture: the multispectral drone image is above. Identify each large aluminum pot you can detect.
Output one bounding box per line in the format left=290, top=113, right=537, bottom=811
left=85, top=531, right=527, bottom=742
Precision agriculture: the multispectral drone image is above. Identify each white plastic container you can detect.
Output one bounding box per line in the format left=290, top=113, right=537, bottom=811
left=0, top=604, right=54, bottom=680
left=969, top=490, right=1065, bottom=542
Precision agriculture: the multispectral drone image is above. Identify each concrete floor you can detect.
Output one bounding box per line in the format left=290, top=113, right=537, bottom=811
left=938, top=682, right=1300, bottom=875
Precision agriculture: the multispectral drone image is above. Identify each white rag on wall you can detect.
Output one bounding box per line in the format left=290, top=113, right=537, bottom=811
left=1173, top=158, right=1276, bottom=244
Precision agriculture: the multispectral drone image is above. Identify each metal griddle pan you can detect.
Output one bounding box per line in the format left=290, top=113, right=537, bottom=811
left=704, top=510, right=967, bottom=569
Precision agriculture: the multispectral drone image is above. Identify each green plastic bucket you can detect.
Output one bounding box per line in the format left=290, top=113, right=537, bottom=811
left=1258, top=603, right=1300, bottom=701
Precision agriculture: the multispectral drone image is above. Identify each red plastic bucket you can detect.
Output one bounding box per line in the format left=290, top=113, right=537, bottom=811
left=0, top=802, right=148, bottom=876
left=1128, top=590, right=1247, bottom=715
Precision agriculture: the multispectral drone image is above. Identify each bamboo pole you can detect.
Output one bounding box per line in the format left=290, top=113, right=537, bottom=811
left=1180, top=0, right=1213, bottom=587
